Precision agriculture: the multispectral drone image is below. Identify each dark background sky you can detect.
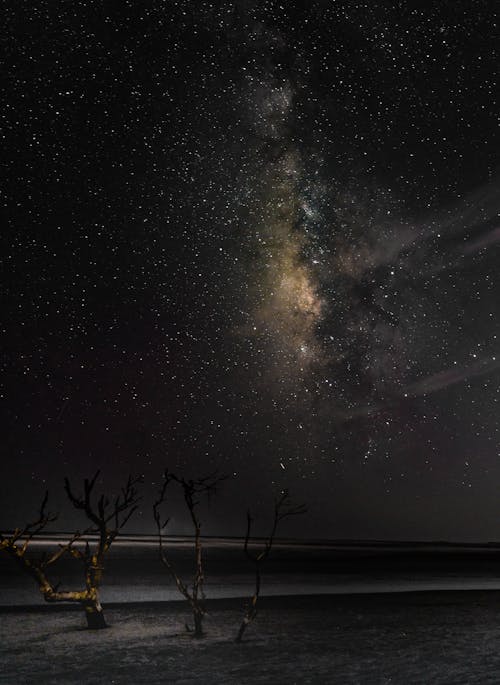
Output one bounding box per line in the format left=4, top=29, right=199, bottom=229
left=2, top=1, right=499, bottom=540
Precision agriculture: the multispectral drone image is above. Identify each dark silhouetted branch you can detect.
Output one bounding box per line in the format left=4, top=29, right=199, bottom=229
left=153, top=469, right=226, bottom=638
left=236, top=489, right=306, bottom=643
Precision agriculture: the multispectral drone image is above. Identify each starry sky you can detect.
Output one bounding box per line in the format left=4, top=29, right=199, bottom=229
left=2, top=1, right=499, bottom=540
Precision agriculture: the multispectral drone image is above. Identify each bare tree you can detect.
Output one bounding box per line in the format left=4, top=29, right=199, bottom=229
left=236, top=489, right=306, bottom=643
left=153, top=470, right=225, bottom=638
left=0, top=472, right=141, bottom=629
left=0, top=492, right=80, bottom=606
left=63, top=471, right=142, bottom=628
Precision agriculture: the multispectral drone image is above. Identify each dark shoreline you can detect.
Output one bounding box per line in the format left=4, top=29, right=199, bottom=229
left=3, top=588, right=500, bottom=614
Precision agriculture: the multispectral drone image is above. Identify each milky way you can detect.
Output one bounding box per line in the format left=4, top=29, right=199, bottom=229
left=244, top=80, right=325, bottom=387
left=2, top=1, right=499, bottom=539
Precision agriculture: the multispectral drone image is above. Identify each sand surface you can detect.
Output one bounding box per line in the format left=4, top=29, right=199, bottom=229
left=2, top=593, right=500, bottom=684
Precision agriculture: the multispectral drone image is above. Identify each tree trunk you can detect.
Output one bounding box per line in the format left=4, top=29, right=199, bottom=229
left=235, top=618, right=248, bottom=643
left=193, top=610, right=204, bottom=638
left=236, top=566, right=259, bottom=642
left=84, top=597, right=107, bottom=629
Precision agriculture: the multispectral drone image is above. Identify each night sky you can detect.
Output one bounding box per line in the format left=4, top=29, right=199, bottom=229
left=2, top=1, right=499, bottom=540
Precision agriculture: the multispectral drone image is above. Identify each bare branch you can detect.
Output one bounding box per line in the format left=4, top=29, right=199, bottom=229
left=64, top=471, right=102, bottom=530
left=2, top=475, right=141, bottom=631
left=42, top=531, right=85, bottom=567
left=0, top=491, right=58, bottom=559
left=65, top=472, right=142, bottom=535
left=153, top=468, right=226, bottom=638
left=236, top=489, right=306, bottom=642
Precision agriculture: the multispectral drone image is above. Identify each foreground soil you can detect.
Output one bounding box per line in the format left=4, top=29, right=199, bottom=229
left=2, top=592, right=500, bottom=684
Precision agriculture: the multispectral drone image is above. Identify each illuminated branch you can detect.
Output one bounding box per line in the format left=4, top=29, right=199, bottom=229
left=0, top=494, right=84, bottom=606
left=60, top=471, right=142, bottom=628
left=1, top=474, right=142, bottom=630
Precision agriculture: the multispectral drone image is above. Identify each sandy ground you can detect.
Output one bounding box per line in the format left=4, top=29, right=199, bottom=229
left=3, top=541, right=500, bottom=682
left=2, top=592, right=500, bottom=684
